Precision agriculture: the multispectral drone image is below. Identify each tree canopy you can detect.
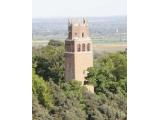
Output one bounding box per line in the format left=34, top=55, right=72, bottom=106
left=32, top=40, right=127, bottom=120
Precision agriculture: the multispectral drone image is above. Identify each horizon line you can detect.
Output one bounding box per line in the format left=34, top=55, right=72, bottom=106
left=32, top=15, right=127, bottom=19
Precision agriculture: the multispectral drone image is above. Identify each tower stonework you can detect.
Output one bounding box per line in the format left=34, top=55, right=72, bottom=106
left=64, top=18, right=93, bottom=85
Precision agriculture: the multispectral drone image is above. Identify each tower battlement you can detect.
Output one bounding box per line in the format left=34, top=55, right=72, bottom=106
left=68, top=18, right=89, bottom=39
left=68, top=18, right=88, bottom=26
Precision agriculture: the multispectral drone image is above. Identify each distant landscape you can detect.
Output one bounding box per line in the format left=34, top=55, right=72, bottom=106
left=32, top=16, right=127, bottom=42
left=32, top=16, right=127, bottom=52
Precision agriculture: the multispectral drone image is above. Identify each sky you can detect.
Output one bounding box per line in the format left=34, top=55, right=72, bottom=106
left=32, top=0, right=127, bottom=18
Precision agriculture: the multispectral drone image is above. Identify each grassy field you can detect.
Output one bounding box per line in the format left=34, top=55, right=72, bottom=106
left=93, top=43, right=127, bottom=53
left=32, top=40, right=49, bottom=47
left=32, top=40, right=127, bottom=53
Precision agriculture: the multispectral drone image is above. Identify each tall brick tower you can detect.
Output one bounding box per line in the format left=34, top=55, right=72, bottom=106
left=64, top=18, right=93, bottom=85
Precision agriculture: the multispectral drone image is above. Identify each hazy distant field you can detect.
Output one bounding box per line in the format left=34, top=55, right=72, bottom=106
left=93, top=43, right=127, bottom=53
left=32, top=16, right=127, bottom=43
left=32, top=16, right=127, bottom=53
left=32, top=40, right=49, bottom=47
left=32, top=40, right=126, bottom=53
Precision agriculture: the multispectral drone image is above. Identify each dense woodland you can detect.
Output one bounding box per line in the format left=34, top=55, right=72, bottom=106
left=32, top=40, right=127, bottom=120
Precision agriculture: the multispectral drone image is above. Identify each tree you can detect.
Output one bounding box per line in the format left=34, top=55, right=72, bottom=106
left=33, top=43, right=65, bottom=85
left=32, top=46, right=127, bottom=120
left=32, top=94, right=52, bottom=120
left=32, top=69, right=53, bottom=109
left=86, top=52, right=127, bottom=96
left=48, top=39, right=64, bottom=47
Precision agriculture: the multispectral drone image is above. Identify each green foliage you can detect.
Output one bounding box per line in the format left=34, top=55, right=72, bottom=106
left=62, top=107, right=87, bottom=120
left=32, top=43, right=127, bottom=120
left=32, top=94, right=52, bottom=120
left=32, top=69, right=53, bottom=109
left=48, top=81, right=87, bottom=120
left=32, top=40, right=65, bottom=85
left=111, top=52, right=127, bottom=80
left=86, top=52, right=127, bottom=96
left=61, top=81, right=83, bottom=100
left=48, top=39, right=64, bottom=47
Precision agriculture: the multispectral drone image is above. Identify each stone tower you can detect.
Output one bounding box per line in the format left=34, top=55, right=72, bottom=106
left=64, top=18, right=93, bottom=85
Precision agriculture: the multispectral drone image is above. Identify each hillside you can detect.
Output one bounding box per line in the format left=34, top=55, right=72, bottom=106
left=32, top=40, right=127, bottom=120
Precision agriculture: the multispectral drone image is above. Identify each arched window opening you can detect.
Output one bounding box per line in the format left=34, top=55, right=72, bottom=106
left=75, top=32, right=77, bottom=36
left=82, top=32, right=84, bottom=38
left=68, top=44, right=71, bottom=52
left=70, top=44, right=73, bottom=52
left=82, top=43, right=85, bottom=51
left=87, top=43, right=90, bottom=51
left=66, top=43, right=70, bottom=52
left=77, top=44, right=81, bottom=52
left=72, top=43, right=74, bottom=52
left=68, top=32, right=72, bottom=39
